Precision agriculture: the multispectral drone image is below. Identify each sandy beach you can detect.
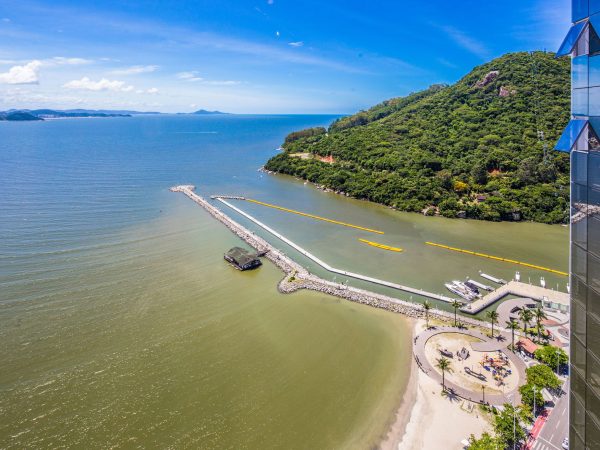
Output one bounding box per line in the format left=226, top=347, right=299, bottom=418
left=381, top=320, right=493, bottom=450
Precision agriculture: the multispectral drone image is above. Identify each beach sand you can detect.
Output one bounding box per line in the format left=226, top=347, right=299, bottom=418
left=381, top=320, right=493, bottom=450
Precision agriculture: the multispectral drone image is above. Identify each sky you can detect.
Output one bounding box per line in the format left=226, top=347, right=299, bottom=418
left=0, top=0, right=570, bottom=114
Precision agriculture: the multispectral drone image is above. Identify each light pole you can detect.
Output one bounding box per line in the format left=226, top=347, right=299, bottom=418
left=533, top=385, right=537, bottom=417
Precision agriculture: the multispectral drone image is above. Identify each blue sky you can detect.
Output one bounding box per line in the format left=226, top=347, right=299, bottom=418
left=0, top=0, right=570, bottom=113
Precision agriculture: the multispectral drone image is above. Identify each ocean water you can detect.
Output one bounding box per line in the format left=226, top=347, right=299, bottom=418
left=0, top=115, right=412, bottom=449
left=0, top=114, right=567, bottom=448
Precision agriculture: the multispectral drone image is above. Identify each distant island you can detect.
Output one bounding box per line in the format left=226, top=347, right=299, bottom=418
left=0, top=109, right=163, bottom=121
left=192, top=109, right=228, bottom=115
left=265, top=51, right=571, bottom=224
left=1, top=108, right=230, bottom=121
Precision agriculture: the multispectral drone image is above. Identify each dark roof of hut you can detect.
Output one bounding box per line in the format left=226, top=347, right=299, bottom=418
left=225, top=247, right=259, bottom=266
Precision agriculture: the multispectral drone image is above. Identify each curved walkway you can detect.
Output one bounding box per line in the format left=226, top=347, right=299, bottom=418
left=413, top=326, right=526, bottom=406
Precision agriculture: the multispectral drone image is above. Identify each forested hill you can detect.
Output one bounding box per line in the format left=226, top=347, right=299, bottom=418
left=265, top=52, right=571, bottom=223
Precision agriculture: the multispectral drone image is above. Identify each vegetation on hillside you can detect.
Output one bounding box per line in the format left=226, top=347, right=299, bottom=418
left=265, top=52, right=571, bottom=223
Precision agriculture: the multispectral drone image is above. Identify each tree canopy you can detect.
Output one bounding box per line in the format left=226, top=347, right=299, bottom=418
left=265, top=51, right=570, bottom=224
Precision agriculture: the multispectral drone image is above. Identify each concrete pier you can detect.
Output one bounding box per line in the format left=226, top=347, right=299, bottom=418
left=465, top=281, right=570, bottom=314
left=170, top=185, right=486, bottom=325
left=214, top=197, right=455, bottom=303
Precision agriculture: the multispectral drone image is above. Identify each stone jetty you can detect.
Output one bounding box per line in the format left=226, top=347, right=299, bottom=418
left=170, top=185, right=489, bottom=327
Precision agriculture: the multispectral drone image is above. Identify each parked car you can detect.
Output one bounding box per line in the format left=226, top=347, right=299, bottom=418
left=562, top=437, right=569, bottom=449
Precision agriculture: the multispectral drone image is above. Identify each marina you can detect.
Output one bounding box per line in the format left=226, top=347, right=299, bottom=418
left=174, top=186, right=568, bottom=317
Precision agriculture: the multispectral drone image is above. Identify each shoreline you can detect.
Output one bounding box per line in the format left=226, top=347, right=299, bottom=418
left=171, top=185, right=495, bottom=449
left=379, top=320, right=420, bottom=450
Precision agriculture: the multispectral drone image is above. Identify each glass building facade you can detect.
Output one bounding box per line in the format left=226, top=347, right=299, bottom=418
left=556, top=1, right=600, bottom=448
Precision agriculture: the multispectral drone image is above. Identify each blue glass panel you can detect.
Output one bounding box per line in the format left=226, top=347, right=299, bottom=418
left=573, top=151, right=589, bottom=184
left=557, top=21, right=587, bottom=57
left=574, top=0, right=589, bottom=22
left=590, top=87, right=600, bottom=115
left=555, top=119, right=587, bottom=151
left=592, top=0, right=600, bottom=16
left=573, top=87, right=589, bottom=115
left=591, top=55, right=600, bottom=87
left=574, top=55, right=589, bottom=88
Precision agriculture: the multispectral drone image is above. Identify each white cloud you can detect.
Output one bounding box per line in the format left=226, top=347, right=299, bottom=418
left=0, top=60, right=41, bottom=84
left=109, top=65, right=159, bottom=75
left=48, top=57, right=92, bottom=66
left=147, top=87, right=159, bottom=94
left=204, top=80, right=240, bottom=86
left=288, top=41, right=304, bottom=47
left=176, top=71, right=203, bottom=82
left=63, top=77, right=134, bottom=92
left=439, top=25, right=489, bottom=59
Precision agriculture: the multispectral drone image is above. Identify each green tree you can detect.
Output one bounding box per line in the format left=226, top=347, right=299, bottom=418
left=494, top=403, right=528, bottom=449
left=534, top=346, right=568, bottom=371
left=533, top=307, right=548, bottom=343
left=423, top=300, right=432, bottom=329
left=525, top=364, right=561, bottom=389
left=519, top=383, right=545, bottom=411
left=266, top=52, right=571, bottom=225
left=451, top=300, right=463, bottom=327
left=487, top=310, right=499, bottom=337
left=519, top=308, right=533, bottom=334
left=436, top=357, right=453, bottom=391
left=468, top=432, right=501, bottom=450
left=506, top=319, right=519, bottom=351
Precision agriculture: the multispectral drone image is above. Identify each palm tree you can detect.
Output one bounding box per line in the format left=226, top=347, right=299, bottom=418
left=486, top=310, right=499, bottom=337
left=533, top=306, right=548, bottom=343
left=436, top=357, right=453, bottom=391
left=506, top=319, right=519, bottom=351
left=519, top=308, right=533, bottom=335
left=450, top=300, right=463, bottom=327
left=423, top=300, right=432, bottom=329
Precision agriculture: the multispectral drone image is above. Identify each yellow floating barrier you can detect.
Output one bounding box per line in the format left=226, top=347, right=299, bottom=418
left=245, top=198, right=384, bottom=234
left=358, top=238, right=403, bottom=252
left=425, top=242, right=568, bottom=276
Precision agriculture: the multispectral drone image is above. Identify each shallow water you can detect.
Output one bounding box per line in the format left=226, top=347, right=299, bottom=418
left=0, top=115, right=411, bottom=449
left=0, top=114, right=567, bottom=448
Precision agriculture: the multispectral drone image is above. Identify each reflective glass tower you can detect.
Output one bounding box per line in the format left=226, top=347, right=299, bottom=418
left=556, top=1, right=600, bottom=448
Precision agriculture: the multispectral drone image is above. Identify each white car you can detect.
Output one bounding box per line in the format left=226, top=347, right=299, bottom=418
left=562, top=437, right=569, bottom=449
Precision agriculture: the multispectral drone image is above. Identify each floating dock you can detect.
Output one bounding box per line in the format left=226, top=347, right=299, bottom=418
left=358, top=238, right=403, bottom=252
left=425, top=242, right=568, bottom=276
left=480, top=273, right=507, bottom=285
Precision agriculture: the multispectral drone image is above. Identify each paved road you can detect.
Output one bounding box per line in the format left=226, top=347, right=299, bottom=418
left=530, top=381, right=569, bottom=450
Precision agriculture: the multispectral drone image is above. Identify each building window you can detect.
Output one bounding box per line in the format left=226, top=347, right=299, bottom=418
left=590, top=316, right=600, bottom=369
left=575, top=55, right=590, bottom=88
left=574, top=300, right=588, bottom=344
left=573, top=183, right=588, bottom=249
left=573, top=243, right=588, bottom=281
left=574, top=87, right=590, bottom=116
left=589, top=252, right=600, bottom=292
left=590, top=286, right=600, bottom=322
left=572, top=391, right=587, bottom=443
left=574, top=335, right=588, bottom=375
left=586, top=412, right=600, bottom=448
left=574, top=0, right=589, bottom=22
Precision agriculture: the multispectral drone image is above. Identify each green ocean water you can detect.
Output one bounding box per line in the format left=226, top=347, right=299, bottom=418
left=0, top=115, right=568, bottom=448
left=0, top=115, right=412, bottom=449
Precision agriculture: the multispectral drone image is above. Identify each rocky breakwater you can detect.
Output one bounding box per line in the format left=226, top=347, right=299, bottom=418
left=170, top=185, right=486, bottom=327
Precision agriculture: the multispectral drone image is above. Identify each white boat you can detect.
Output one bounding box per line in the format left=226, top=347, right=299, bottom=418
left=453, top=280, right=482, bottom=298
left=540, top=277, right=546, bottom=288
left=515, top=271, right=521, bottom=282
left=445, top=282, right=477, bottom=301
left=466, top=278, right=493, bottom=291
